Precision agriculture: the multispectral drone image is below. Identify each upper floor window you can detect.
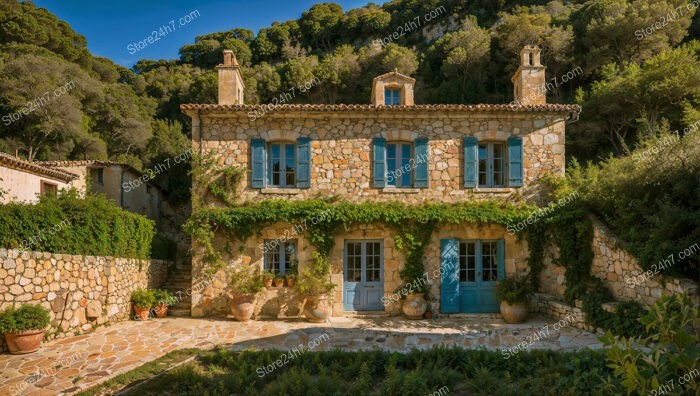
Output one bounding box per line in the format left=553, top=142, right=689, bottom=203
left=385, top=88, right=400, bottom=105
left=268, top=142, right=296, bottom=187
left=264, top=240, right=298, bottom=276
left=386, top=142, right=413, bottom=188
left=40, top=181, right=57, bottom=197
left=478, top=142, right=506, bottom=188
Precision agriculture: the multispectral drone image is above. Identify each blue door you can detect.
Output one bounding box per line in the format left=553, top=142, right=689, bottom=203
left=344, top=240, right=384, bottom=311
left=441, top=239, right=505, bottom=313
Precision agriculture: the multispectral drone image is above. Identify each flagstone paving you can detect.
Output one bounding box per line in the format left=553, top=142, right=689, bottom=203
left=0, top=314, right=604, bottom=395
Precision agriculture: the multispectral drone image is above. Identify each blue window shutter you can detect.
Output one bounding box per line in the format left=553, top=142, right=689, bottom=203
left=296, top=137, right=311, bottom=188
left=373, top=138, right=386, bottom=188
left=507, top=136, right=523, bottom=187
left=440, top=239, right=460, bottom=313
left=414, top=138, right=429, bottom=188
left=497, top=239, right=506, bottom=280
left=464, top=137, right=478, bottom=188
left=251, top=139, right=266, bottom=188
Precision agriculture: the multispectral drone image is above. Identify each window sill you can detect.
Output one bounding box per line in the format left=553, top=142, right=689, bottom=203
left=260, top=188, right=301, bottom=195
left=381, top=187, right=421, bottom=194
left=473, top=188, right=515, bottom=194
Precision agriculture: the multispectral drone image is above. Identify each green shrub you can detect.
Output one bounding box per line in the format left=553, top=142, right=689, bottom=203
left=0, top=304, right=51, bottom=333
left=600, top=293, right=699, bottom=395
left=131, top=289, right=155, bottom=309
left=0, top=190, right=155, bottom=259
left=153, top=289, right=176, bottom=305
left=230, top=266, right=264, bottom=295
left=495, top=274, right=534, bottom=304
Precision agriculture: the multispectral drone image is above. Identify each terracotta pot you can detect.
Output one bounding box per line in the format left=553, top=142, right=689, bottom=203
left=424, top=310, right=432, bottom=319
left=402, top=293, right=427, bottom=320
left=263, top=278, right=273, bottom=288
left=134, top=306, right=151, bottom=321
left=4, top=328, right=46, bottom=355
left=500, top=301, right=528, bottom=324
left=231, top=293, right=256, bottom=321
left=285, top=277, right=296, bottom=287
left=303, top=295, right=330, bottom=323
left=153, top=303, right=169, bottom=318
left=274, top=279, right=284, bottom=288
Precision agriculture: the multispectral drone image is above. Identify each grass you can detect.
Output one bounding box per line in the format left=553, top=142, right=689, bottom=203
left=79, top=347, right=616, bottom=395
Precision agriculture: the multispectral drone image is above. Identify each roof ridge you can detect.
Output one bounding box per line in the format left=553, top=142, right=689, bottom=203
left=0, top=152, right=79, bottom=182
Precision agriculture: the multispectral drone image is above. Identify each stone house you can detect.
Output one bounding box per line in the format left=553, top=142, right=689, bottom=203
left=39, top=160, right=165, bottom=221
left=0, top=152, right=78, bottom=204
left=182, top=46, right=581, bottom=318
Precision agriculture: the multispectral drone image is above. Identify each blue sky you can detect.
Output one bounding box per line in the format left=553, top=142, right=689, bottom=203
left=32, top=0, right=370, bottom=67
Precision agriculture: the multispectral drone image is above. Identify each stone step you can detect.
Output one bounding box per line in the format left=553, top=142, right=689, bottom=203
left=167, top=308, right=191, bottom=317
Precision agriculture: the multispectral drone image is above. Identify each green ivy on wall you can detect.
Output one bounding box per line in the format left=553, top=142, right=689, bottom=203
left=183, top=199, right=536, bottom=288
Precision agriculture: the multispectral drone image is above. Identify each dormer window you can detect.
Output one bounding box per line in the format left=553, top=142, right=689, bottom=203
left=385, top=88, right=400, bottom=106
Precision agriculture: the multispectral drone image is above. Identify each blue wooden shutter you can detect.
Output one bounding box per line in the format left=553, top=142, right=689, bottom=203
left=507, top=136, right=523, bottom=187
left=414, top=138, right=429, bottom=188
left=372, top=138, right=386, bottom=188
left=440, top=239, right=460, bottom=313
left=464, top=137, right=478, bottom=188
left=251, top=139, right=266, bottom=188
left=497, top=239, right=505, bottom=281
left=296, top=137, right=311, bottom=188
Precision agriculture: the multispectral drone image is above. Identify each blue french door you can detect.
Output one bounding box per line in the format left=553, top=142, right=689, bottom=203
left=441, top=239, right=505, bottom=313
left=343, top=240, right=384, bottom=311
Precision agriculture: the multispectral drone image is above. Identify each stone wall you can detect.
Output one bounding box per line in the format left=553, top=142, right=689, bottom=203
left=189, top=109, right=567, bottom=205
left=0, top=249, right=169, bottom=353
left=530, top=293, right=590, bottom=332
left=191, top=222, right=530, bottom=318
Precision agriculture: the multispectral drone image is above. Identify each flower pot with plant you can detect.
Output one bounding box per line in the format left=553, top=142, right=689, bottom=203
left=273, top=275, right=285, bottom=288
left=262, top=271, right=274, bottom=288
left=152, top=289, right=175, bottom=318
left=495, top=274, right=534, bottom=324
left=285, top=273, right=296, bottom=287
left=0, top=304, right=51, bottom=354
left=296, top=253, right=335, bottom=323
left=132, top=288, right=155, bottom=321
left=401, top=283, right=428, bottom=320
left=230, top=266, right=264, bottom=321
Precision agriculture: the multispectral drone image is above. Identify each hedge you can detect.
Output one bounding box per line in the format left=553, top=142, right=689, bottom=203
left=0, top=191, right=155, bottom=259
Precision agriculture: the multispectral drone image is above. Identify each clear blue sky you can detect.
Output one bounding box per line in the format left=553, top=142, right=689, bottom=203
left=31, top=0, right=370, bottom=67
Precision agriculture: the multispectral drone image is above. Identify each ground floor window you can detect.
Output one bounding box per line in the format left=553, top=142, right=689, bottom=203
left=264, top=240, right=298, bottom=275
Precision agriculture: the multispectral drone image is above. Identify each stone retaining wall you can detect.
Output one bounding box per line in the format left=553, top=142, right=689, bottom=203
left=531, top=293, right=591, bottom=332
left=0, top=249, right=169, bottom=353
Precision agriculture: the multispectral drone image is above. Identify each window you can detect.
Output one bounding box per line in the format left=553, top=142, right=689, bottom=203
left=384, top=88, right=400, bottom=105
left=386, top=142, right=413, bottom=188
left=92, top=168, right=104, bottom=184
left=478, top=142, right=506, bottom=187
left=268, top=142, right=296, bottom=187
left=264, top=240, right=298, bottom=276
left=40, top=181, right=58, bottom=197
left=345, top=241, right=382, bottom=283
left=458, top=240, right=500, bottom=283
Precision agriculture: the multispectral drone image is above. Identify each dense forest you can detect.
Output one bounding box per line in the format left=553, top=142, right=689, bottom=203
left=2, top=0, right=700, bottom=167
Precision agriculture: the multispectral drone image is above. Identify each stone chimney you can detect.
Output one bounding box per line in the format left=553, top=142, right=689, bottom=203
left=371, top=69, right=416, bottom=106
left=217, top=49, right=245, bottom=105
left=511, top=45, right=546, bottom=106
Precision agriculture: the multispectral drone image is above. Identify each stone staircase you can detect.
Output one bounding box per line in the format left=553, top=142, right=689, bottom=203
left=164, top=261, right=192, bottom=317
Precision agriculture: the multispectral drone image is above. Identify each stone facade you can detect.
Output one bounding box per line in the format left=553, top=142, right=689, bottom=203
left=0, top=249, right=169, bottom=353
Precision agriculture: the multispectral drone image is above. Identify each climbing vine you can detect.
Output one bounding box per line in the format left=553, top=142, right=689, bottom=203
left=190, top=152, right=246, bottom=207
left=183, top=199, right=536, bottom=288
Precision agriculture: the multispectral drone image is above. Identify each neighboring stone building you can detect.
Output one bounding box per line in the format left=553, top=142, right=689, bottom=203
left=0, top=152, right=78, bottom=204
left=182, top=46, right=581, bottom=318
left=39, top=160, right=165, bottom=221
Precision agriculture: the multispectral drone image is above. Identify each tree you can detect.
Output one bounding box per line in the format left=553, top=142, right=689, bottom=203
left=379, top=43, right=418, bottom=75
left=314, top=45, right=360, bottom=104
left=300, top=3, right=344, bottom=52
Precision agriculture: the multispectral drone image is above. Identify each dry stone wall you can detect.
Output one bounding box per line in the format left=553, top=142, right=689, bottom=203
left=0, top=249, right=169, bottom=353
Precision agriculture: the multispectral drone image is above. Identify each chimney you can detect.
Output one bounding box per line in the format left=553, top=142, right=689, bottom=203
left=511, top=45, right=546, bottom=106
left=217, top=49, right=245, bottom=105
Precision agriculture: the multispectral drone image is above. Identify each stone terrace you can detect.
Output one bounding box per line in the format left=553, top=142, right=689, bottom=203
left=0, top=316, right=603, bottom=395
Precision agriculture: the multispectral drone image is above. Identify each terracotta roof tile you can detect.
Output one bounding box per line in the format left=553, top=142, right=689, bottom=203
left=180, top=103, right=581, bottom=114
left=0, top=153, right=79, bottom=183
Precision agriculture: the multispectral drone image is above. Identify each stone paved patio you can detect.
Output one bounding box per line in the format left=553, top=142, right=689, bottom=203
left=0, top=314, right=604, bottom=395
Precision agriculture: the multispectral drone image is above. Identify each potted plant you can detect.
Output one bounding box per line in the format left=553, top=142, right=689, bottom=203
left=230, top=266, right=264, bottom=321
left=152, top=289, right=175, bottom=318
left=285, top=272, right=296, bottom=287
left=132, top=288, right=155, bottom=321
left=296, top=254, right=336, bottom=323
left=0, top=304, right=51, bottom=354
left=273, top=274, right=285, bottom=288
left=262, top=271, right=274, bottom=288
left=495, top=274, right=534, bottom=324
left=401, top=282, right=428, bottom=320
